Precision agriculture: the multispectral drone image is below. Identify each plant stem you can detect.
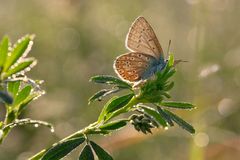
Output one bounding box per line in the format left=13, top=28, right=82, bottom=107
left=29, top=121, right=99, bottom=160
left=0, top=106, right=13, bottom=144
left=104, top=95, right=140, bottom=122
left=29, top=96, right=141, bottom=159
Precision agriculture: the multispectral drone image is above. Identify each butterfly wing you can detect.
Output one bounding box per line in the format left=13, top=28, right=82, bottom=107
left=126, top=16, right=164, bottom=59
left=114, top=52, right=157, bottom=82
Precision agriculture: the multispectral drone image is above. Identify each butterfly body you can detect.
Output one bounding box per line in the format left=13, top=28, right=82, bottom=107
left=140, top=56, right=166, bottom=80
left=114, top=16, right=167, bottom=83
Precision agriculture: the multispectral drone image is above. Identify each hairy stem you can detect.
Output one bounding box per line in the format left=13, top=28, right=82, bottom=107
left=29, top=95, right=142, bottom=159
left=29, top=121, right=99, bottom=160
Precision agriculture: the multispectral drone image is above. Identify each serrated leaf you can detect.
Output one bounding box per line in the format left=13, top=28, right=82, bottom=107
left=160, top=101, right=196, bottom=109
left=90, top=75, right=131, bottom=89
left=164, top=110, right=195, bottom=134
left=4, top=35, right=33, bottom=72
left=98, top=94, right=134, bottom=122
left=90, top=141, right=113, bottom=160
left=88, top=88, right=120, bottom=104
left=4, top=58, right=36, bottom=78
left=0, top=91, right=13, bottom=104
left=42, top=137, right=85, bottom=160
left=79, top=145, right=94, bottom=160
left=99, top=119, right=128, bottom=131
left=0, top=36, right=9, bottom=68
left=140, top=105, right=167, bottom=127
left=14, top=85, right=32, bottom=105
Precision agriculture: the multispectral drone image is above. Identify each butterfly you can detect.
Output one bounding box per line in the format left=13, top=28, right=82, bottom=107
left=114, top=16, right=167, bottom=84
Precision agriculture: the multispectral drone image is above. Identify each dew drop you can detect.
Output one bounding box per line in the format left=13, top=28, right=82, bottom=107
left=164, top=127, right=169, bottom=130
left=50, top=128, right=55, bottom=133
left=34, top=124, right=39, bottom=128
left=0, top=130, right=3, bottom=139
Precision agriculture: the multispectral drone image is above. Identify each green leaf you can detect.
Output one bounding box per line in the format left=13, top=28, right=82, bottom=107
left=164, top=82, right=174, bottom=91
left=105, top=94, right=134, bottom=113
left=168, top=54, right=174, bottom=67
left=0, top=36, right=9, bottom=68
left=160, top=101, right=196, bottom=109
left=90, top=75, right=131, bottom=89
left=90, top=141, right=113, bottom=160
left=42, top=137, right=85, bottom=160
left=0, top=91, right=13, bottom=104
left=86, top=130, right=110, bottom=135
left=17, top=94, right=36, bottom=114
left=79, top=145, right=94, bottom=160
left=7, top=81, right=20, bottom=97
left=162, top=92, right=171, bottom=98
left=156, top=106, right=174, bottom=126
left=4, top=58, right=36, bottom=78
left=14, top=85, right=32, bottom=105
left=88, top=88, right=120, bottom=104
left=4, top=35, right=33, bottom=72
left=6, top=110, right=16, bottom=124
left=98, top=94, right=134, bottom=122
left=99, top=119, right=128, bottom=131
left=140, top=105, right=167, bottom=127
left=164, top=110, right=195, bottom=134
left=162, top=68, right=176, bottom=81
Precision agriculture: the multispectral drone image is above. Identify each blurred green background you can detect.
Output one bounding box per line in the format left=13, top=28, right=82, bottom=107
left=0, top=0, right=240, bottom=159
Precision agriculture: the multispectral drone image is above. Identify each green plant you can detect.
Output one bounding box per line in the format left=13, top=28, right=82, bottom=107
left=29, top=49, right=196, bottom=159
left=0, top=35, right=53, bottom=144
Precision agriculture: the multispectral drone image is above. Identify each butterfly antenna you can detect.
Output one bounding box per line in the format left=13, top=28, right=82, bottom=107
left=167, top=40, right=171, bottom=58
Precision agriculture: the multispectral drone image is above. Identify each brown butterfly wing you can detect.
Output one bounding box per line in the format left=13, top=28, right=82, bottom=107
left=114, top=52, right=155, bottom=82
left=126, top=16, right=164, bottom=59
